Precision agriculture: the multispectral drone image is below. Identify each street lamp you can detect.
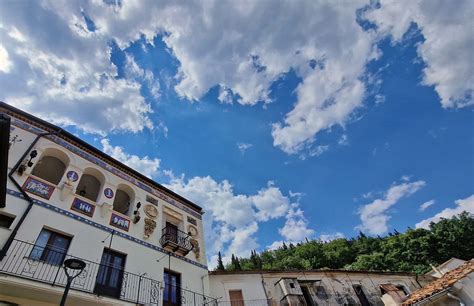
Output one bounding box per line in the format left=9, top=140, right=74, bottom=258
left=60, top=258, right=86, bottom=306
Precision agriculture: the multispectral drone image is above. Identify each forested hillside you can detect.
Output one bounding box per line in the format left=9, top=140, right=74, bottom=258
left=216, top=212, right=474, bottom=274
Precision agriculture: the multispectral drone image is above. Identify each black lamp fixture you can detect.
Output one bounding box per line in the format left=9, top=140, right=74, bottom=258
left=17, top=149, right=38, bottom=175
left=133, top=201, right=142, bottom=224
left=60, top=258, right=86, bottom=306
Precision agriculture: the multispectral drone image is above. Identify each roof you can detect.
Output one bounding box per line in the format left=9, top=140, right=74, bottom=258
left=380, top=283, right=401, bottom=292
left=0, top=101, right=203, bottom=213
left=426, top=258, right=466, bottom=277
left=209, top=268, right=418, bottom=277
left=402, top=259, right=474, bottom=305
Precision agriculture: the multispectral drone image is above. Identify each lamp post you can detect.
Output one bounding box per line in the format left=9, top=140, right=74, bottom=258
left=60, top=258, right=86, bottom=306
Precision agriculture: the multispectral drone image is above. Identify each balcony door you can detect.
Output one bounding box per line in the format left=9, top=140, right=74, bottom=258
left=94, top=248, right=126, bottom=298
left=166, top=222, right=178, bottom=243
left=163, top=270, right=181, bottom=306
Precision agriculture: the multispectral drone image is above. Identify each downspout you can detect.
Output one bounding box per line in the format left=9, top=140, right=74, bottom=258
left=447, top=292, right=465, bottom=306
left=0, top=129, right=60, bottom=259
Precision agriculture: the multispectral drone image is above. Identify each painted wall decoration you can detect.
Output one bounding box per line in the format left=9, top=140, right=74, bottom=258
left=187, top=216, right=197, bottom=226
left=187, top=224, right=198, bottom=238
left=144, top=218, right=156, bottom=239
left=110, top=212, right=130, bottom=232
left=11, top=118, right=202, bottom=219
left=7, top=188, right=208, bottom=270
left=146, top=195, right=158, bottom=206
left=71, top=197, right=95, bottom=217
left=22, top=176, right=55, bottom=200
left=190, top=238, right=200, bottom=259
left=66, top=170, right=79, bottom=182
left=144, top=204, right=158, bottom=219
left=104, top=188, right=114, bottom=199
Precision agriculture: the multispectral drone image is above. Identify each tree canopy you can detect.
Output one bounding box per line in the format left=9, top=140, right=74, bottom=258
left=220, top=212, right=474, bottom=274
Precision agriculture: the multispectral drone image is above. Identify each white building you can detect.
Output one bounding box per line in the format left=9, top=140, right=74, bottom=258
left=209, top=269, right=434, bottom=306
left=0, top=102, right=216, bottom=306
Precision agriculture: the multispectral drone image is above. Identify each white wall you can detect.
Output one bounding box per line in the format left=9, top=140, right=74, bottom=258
left=1, top=116, right=212, bottom=304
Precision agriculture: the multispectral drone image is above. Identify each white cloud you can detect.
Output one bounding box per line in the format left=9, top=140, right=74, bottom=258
left=237, top=142, right=253, bottom=154
left=2, top=1, right=470, bottom=152
left=366, top=0, right=474, bottom=108
left=101, top=139, right=160, bottom=178
left=0, top=1, right=154, bottom=135
left=338, top=134, right=349, bottom=146
left=416, top=195, right=474, bottom=229
left=279, top=205, right=315, bottom=241
left=419, top=199, right=435, bottom=212
left=357, top=178, right=426, bottom=235
left=319, top=232, right=345, bottom=242
left=0, top=44, right=12, bottom=73
left=164, top=174, right=312, bottom=267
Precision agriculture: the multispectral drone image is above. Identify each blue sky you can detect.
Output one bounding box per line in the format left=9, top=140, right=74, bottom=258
left=0, top=0, right=473, bottom=266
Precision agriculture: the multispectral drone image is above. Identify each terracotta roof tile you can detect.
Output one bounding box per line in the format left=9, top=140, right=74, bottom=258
left=402, top=259, right=474, bottom=305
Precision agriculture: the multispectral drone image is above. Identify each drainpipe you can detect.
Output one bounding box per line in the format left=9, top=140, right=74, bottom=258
left=0, top=129, right=60, bottom=259
left=447, top=292, right=465, bottom=306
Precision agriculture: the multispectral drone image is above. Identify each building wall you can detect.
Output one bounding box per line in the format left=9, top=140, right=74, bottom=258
left=1, top=114, right=211, bottom=304
left=209, top=273, right=268, bottom=302
left=209, top=271, right=431, bottom=306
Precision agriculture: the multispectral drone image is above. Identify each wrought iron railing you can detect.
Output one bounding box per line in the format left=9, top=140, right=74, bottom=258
left=160, top=226, right=194, bottom=253
left=216, top=299, right=273, bottom=306
left=0, top=239, right=161, bottom=304
left=163, top=283, right=218, bottom=306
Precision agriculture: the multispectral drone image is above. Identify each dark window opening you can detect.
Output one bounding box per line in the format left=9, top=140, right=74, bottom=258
left=163, top=269, right=181, bottom=306
left=301, top=286, right=316, bottom=306
left=94, top=248, right=126, bottom=298
left=289, top=282, right=295, bottom=288
left=30, top=228, right=71, bottom=266
left=396, top=285, right=409, bottom=296
left=353, top=285, right=370, bottom=306
left=315, top=285, right=328, bottom=300
left=31, top=155, right=66, bottom=185
left=0, top=213, right=15, bottom=229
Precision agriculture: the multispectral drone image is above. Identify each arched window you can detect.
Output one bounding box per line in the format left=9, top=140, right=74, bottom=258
left=76, top=168, right=104, bottom=202
left=31, top=149, right=69, bottom=185
left=113, top=184, right=134, bottom=216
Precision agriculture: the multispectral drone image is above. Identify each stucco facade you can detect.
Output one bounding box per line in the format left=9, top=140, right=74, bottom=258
left=209, top=270, right=433, bottom=306
left=0, top=103, right=214, bottom=305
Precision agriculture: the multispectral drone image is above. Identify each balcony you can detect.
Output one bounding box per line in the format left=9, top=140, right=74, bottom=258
left=159, top=225, right=194, bottom=256
left=0, top=239, right=216, bottom=305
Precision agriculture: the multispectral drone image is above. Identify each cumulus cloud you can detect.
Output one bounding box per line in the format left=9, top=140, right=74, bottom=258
left=366, top=0, right=474, bottom=108
left=0, top=1, right=154, bottom=135
left=164, top=174, right=312, bottom=267
left=357, top=178, right=426, bottom=235
left=416, top=195, right=474, bottom=229
left=279, top=205, right=315, bottom=241
left=101, top=139, right=160, bottom=178
left=419, top=199, right=435, bottom=212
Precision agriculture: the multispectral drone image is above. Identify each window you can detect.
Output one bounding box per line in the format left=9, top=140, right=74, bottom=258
left=30, top=229, right=71, bottom=265
left=164, top=270, right=181, bottom=306
left=315, top=285, right=328, bottom=300
left=301, top=286, right=316, bottom=306
left=396, top=285, right=409, bottom=296
left=353, top=285, right=370, bottom=306
left=31, top=149, right=69, bottom=185
left=113, top=184, right=134, bottom=216
left=94, top=248, right=126, bottom=298
left=76, top=168, right=104, bottom=202
left=0, top=213, right=15, bottom=229
left=229, top=290, right=244, bottom=306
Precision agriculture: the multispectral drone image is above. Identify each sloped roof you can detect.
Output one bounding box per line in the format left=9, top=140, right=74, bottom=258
left=402, top=259, right=474, bottom=305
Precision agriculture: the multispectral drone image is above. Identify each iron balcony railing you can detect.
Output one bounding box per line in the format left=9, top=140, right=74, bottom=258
left=216, top=299, right=273, bottom=306
left=160, top=226, right=194, bottom=255
left=163, top=283, right=218, bottom=306
left=0, top=239, right=162, bottom=304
